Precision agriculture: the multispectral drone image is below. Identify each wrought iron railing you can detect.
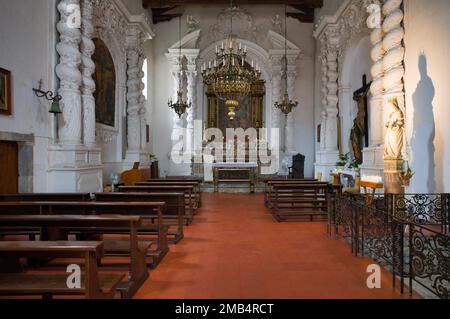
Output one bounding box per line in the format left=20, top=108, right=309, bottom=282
left=332, top=193, right=450, bottom=299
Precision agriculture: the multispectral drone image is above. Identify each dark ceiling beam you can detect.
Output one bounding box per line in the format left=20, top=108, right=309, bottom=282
left=143, top=0, right=323, bottom=8
left=144, top=0, right=323, bottom=24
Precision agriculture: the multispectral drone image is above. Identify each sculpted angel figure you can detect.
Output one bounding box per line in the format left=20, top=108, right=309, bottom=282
left=384, top=97, right=405, bottom=159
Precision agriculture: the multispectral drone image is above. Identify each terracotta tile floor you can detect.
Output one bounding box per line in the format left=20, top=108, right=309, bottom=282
left=134, top=193, right=414, bottom=299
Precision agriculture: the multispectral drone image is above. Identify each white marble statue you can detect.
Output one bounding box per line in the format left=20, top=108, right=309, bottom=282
left=186, top=15, right=199, bottom=34
left=384, top=97, right=404, bottom=159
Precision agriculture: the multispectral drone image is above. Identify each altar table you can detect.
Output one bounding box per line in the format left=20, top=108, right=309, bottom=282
left=212, top=162, right=258, bottom=193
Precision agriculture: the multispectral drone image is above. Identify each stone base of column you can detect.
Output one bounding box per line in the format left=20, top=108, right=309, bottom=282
left=47, top=144, right=103, bottom=192
left=314, top=150, right=340, bottom=181
left=360, top=145, right=384, bottom=182
left=169, top=161, right=192, bottom=177
left=384, top=159, right=404, bottom=194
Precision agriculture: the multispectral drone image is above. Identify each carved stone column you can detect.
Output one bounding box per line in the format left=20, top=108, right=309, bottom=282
left=186, top=69, right=197, bottom=153
left=80, top=0, right=96, bottom=147
left=126, top=27, right=142, bottom=153
left=270, top=56, right=283, bottom=132
left=56, top=0, right=83, bottom=145
left=319, top=56, right=328, bottom=152
left=369, top=24, right=385, bottom=147
left=325, top=45, right=339, bottom=153
left=49, top=0, right=103, bottom=193
left=382, top=0, right=406, bottom=194
left=138, top=54, right=147, bottom=150
left=285, top=68, right=297, bottom=154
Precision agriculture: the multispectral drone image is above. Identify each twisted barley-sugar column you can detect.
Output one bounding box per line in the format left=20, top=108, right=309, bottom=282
left=382, top=0, right=406, bottom=194
left=81, top=0, right=96, bottom=147
left=56, top=0, right=83, bottom=145
left=325, top=45, right=339, bottom=152
left=285, top=68, right=297, bottom=154
left=368, top=5, right=385, bottom=147
left=320, top=55, right=328, bottom=151
left=186, top=69, right=197, bottom=153
left=126, top=27, right=143, bottom=152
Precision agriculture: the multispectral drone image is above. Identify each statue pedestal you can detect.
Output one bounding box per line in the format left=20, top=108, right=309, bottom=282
left=384, top=159, right=404, bottom=194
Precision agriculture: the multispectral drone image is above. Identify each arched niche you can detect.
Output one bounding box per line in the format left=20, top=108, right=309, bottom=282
left=339, top=34, right=372, bottom=157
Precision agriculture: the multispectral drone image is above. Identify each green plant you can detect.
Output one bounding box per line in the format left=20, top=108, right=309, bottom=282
left=349, top=159, right=360, bottom=170
left=336, top=152, right=350, bottom=167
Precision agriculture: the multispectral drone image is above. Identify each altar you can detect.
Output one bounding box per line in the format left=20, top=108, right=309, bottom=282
left=212, top=162, right=258, bottom=193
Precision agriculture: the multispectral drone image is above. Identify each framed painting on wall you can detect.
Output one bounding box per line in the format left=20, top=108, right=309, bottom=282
left=0, top=68, right=12, bottom=116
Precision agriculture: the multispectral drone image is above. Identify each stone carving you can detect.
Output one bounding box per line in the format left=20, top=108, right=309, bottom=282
left=384, top=97, right=404, bottom=159
left=186, top=15, right=200, bottom=34
left=81, top=0, right=96, bottom=147
left=271, top=14, right=283, bottom=34
left=208, top=6, right=259, bottom=43
left=56, top=0, right=83, bottom=145
left=126, top=27, right=143, bottom=151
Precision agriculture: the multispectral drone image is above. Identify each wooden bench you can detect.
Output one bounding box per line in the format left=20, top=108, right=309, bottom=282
left=264, top=180, right=319, bottom=207
left=0, top=240, right=124, bottom=299
left=94, top=192, right=185, bottom=244
left=0, top=213, right=148, bottom=298
left=143, top=179, right=203, bottom=207
left=0, top=193, right=91, bottom=240
left=119, top=185, right=196, bottom=225
left=268, top=183, right=332, bottom=222
left=0, top=200, right=168, bottom=269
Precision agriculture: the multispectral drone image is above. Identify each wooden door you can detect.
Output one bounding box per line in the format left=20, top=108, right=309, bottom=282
left=0, top=141, right=19, bottom=194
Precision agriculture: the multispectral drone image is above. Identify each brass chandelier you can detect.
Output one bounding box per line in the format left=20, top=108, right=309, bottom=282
left=274, top=5, right=298, bottom=117
left=201, top=0, right=261, bottom=120
left=168, top=16, right=191, bottom=118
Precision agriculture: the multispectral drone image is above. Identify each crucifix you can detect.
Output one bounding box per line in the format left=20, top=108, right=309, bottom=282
left=351, top=74, right=372, bottom=163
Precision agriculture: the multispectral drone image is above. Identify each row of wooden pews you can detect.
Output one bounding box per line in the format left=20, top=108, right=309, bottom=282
left=264, top=179, right=333, bottom=222
left=0, top=177, right=203, bottom=299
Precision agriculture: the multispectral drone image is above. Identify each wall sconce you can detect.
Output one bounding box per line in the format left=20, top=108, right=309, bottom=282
left=32, top=80, right=62, bottom=114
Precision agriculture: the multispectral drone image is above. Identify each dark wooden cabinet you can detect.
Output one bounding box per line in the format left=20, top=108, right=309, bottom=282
left=0, top=141, right=19, bottom=194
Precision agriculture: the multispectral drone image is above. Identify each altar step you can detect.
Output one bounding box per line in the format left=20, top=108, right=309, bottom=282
left=201, top=182, right=264, bottom=193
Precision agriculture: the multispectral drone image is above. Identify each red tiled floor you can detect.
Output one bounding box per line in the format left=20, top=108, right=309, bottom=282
left=134, top=193, right=414, bottom=299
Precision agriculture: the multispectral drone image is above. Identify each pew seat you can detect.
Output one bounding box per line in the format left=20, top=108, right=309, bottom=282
left=0, top=241, right=124, bottom=299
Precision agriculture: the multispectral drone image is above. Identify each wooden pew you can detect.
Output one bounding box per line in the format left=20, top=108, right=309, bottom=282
left=0, top=213, right=148, bottom=298
left=0, top=240, right=124, bottom=299
left=264, top=180, right=318, bottom=207
left=94, top=192, right=185, bottom=244
left=268, top=183, right=332, bottom=222
left=0, top=194, right=91, bottom=239
left=138, top=180, right=202, bottom=208
left=119, top=185, right=196, bottom=225
left=0, top=201, right=167, bottom=271
left=145, top=178, right=203, bottom=207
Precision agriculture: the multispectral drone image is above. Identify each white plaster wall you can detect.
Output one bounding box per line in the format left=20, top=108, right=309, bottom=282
left=150, top=5, right=316, bottom=177
left=0, top=0, right=57, bottom=192
left=340, top=35, right=372, bottom=156
left=404, top=0, right=450, bottom=193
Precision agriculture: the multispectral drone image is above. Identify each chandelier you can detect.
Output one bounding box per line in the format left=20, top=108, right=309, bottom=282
left=274, top=5, right=298, bottom=117
left=168, top=16, right=191, bottom=118
left=201, top=0, right=261, bottom=120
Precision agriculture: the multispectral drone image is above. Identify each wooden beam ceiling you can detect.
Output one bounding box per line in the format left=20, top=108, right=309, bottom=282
left=143, top=0, right=323, bottom=24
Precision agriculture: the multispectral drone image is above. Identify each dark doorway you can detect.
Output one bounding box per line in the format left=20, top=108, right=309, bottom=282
left=0, top=140, right=19, bottom=194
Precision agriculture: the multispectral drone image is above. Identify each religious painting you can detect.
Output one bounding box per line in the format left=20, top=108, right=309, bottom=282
left=0, top=68, right=12, bottom=115
left=218, top=95, right=252, bottom=132
left=92, top=38, right=116, bottom=127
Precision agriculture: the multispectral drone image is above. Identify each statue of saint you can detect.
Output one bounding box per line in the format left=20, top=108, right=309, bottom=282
left=384, top=97, right=405, bottom=159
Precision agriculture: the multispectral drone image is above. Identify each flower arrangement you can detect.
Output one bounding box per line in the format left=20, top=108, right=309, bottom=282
left=336, top=153, right=350, bottom=169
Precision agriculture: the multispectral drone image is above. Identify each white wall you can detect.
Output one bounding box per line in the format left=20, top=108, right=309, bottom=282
left=404, top=0, right=450, bottom=193
left=150, top=4, right=317, bottom=177
left=0, top=0, right=57, bottom=191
